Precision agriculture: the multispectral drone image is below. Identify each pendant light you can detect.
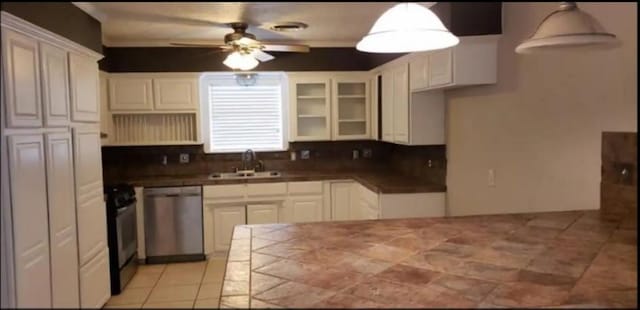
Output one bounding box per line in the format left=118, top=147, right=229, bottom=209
left=223, top=51, right=259, bottom=70
left=356, top=2, right=459, bottom=53
left=515, top=2, right=620, bottom=54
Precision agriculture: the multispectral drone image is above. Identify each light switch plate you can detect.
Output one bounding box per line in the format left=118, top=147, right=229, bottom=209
left=179, top=153, right=190, bottom=164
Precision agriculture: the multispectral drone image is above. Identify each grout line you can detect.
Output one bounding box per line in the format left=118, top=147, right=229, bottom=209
left=140, top=264, right=167, bottom=308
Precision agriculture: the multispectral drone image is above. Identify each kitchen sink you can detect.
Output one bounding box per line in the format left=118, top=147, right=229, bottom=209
left=209, top=171, right=281, bottom=180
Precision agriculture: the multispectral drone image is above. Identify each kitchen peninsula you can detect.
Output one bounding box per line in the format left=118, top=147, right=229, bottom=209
left=219, top=210, right=637, bottom=308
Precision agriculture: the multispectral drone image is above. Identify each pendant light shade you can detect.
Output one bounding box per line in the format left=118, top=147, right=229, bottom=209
left=223, top=52, right=259, bottom=70
left=515, top=2, right=620, bottom=54
left=356, top=3, right=459, bottom=53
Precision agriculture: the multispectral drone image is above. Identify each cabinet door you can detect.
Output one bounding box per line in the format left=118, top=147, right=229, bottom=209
left=286, top=196, right=323, bottom=223
left=380, top=70, right=394, bottom=142
left=40, top=43, right=70, bottom=127
left=393, top=64, right=409, bottom=143
left=409, top=55, right=429, bottom=91
left=45, top=132, right=80, bottom=308
left=153, top=78, right=198, bottom=111
left=289, top=77, right=331, bottom=141
left=331, top=78, right=370, bottom=140
left=428, top=48, right=453, bottom=88
left=330, top=182, right=353, bottom=221
left=79, top=247, right=110, bottom=308
left=73, top=127, right=107, bottom=266
left=108, top=77, right=153, bottom=111
left=247, top=204, right=279, bottom=225
left=7, top=135, right=51, bottom=307
left=1, top=29, right=42, bottom=127
left=213, top=206, right=246, bottom=252
left=69, top=53, right=100, bottom=122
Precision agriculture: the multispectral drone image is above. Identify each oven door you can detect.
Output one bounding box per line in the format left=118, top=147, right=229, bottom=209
left=115, top=202, right=137, bottom=268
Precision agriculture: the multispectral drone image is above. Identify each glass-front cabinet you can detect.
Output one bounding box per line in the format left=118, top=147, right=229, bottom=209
left=289, top=77, right=332, bottom=141
left=288, top=73, right=371, bottom=142
left=332, top=78, right=370, bottom=140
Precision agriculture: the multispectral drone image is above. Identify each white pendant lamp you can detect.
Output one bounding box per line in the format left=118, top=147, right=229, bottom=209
left=515, top=2, right=620, bottom=54
left=356, top=2, right=459, bottom=53
left=223, top=51, right=259, bottom=70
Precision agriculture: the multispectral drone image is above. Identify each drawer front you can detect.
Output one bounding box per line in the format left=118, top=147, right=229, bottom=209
left=203, top=184, right=246, bottom=199
left=247, top=182, right=287, bottom=197
left=288, top=181, right=323, bottom=195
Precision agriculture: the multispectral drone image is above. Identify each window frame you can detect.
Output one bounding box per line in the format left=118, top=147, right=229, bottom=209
left=199, top=71, right=289, bottom=154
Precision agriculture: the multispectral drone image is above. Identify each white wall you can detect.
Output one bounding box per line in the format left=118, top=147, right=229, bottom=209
left=446, top=2, right=637, bottom=216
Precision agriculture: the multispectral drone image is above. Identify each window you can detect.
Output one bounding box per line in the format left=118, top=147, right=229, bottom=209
left=200, top=72, right=288, bottom=153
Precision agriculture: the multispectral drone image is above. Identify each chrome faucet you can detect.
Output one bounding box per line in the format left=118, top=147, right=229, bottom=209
left=240, top=149, right=256, bottom=172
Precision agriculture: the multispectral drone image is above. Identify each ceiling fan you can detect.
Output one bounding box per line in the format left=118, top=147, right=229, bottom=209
left=170, top=22, right=310, bottom=70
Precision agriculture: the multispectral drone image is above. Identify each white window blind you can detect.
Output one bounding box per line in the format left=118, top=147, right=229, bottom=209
left=202, top=73, right=287, bottom=153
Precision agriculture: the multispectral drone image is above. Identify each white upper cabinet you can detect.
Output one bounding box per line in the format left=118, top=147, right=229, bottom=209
left=407, top=35, right=498, bottom=92
left=392, top=64, right=409, bottom=144
left=2, top=29, right=42, bottom=128
left=107, top=74, right=200, bottom=112
left=331, top=78, right=370, bottom=140
left=69, top=53, right=100, bottom=122
left=44, top=132, right=79, bottom=308
left=381, top=70, right=394, bottom=143
left=153, top=78, right=198, bottom=111
left=289, top=76, right=332, bottom=141
left=108, top=77, right=154, bottom=111
left=7, top=135, right=51, bottom=308
left=39, top=43, right=70, bottom=127
left=427, top=48, right=454, bottom=88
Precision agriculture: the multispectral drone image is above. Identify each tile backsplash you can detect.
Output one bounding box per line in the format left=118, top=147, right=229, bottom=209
left=600, top=132, right=637, bottom=228
left=101, top=141, right=447, bottom=185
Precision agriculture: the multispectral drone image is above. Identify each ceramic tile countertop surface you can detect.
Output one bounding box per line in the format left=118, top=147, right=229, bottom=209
left=120, top=170, right=447, bottom=194
left=218, top=210, right=637, bottom=308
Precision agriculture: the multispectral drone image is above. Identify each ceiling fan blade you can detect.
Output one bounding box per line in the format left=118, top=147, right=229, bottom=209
left=169, top=43, right=230, bottom=50
left=262, top=44, right=310, bottom=53
left=251, top=50, right=275, bottom=62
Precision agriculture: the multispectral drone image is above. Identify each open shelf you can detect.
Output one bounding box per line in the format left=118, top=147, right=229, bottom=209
left=297, top=95, right=326, bottom=99
left=337, top=95, right=366, bottom=99
left=338, top=119, right=366, bottom=122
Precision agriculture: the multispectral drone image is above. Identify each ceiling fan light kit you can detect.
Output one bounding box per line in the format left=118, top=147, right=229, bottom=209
left=515, top=2, right=620, bottom=54
left=356, top=2, right=459, bottom=53
left=223, top=51, right=259, bottom=70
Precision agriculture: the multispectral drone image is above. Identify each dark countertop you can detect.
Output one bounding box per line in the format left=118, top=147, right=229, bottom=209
left=219, top=210, right=637, bottom=308
left=112, top=170, right=447, bottom=194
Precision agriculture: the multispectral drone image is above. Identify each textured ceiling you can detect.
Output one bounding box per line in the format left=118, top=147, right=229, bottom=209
left=74, top=2, right=435, bottom=47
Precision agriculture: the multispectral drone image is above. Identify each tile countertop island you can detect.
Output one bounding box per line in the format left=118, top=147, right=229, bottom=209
left=218, top=210, right=637, bottom=308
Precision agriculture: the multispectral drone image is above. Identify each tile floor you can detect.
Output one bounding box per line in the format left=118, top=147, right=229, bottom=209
left=104, top=256, right=226, bottom=309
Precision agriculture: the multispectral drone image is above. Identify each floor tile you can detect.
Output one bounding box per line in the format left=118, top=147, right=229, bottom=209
left=142, top=300, right=194, bottom=309
left=137, top=264, right=166, bottom=275
left=103, top=303, right=143, bottom=309
left=127, top=272, right=162, bottom=289
left=106, top=287, right=152, bottom=306
left=146, top=284, right=199, bottom=303
left=194, top=298, right=221, bottom=309
left=156, top=269, right=204, bottom=287
left=197, top=282, right=222, bottom=300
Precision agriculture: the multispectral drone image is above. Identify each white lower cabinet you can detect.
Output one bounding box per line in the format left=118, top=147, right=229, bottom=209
left=247, top=204, right=279, bottom=225
left=79, top=247, right=110, bottom=309
left=357, top=184, right=380, bottom=220
left=44, top=132, right=79, bottom=307
left=7, top=135, right=51, bottom=308
left=213, top=206, right=246, bottom=252
left=283, top=196, right=323, bottom=223
left=330, top=181, right=355, bottom=221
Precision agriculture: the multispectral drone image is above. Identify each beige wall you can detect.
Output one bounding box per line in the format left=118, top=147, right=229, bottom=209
left=446, top=2, right=637, bottom=216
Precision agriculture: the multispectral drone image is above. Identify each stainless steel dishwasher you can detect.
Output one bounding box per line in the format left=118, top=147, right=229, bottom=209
left=144, top=186, right=205, bottom=264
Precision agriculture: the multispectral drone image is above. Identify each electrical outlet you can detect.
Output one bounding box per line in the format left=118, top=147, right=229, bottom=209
left=488, top=169, right=496, bottom=187
left=352, top=150, right=359, bottom=160
left=362, top=148, right=372, bottom=158
left=300, top=150, right=310, bottom=160
left=290, top=151, right=297, bottom=161
left=179, top=153, right=190, bottom=164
